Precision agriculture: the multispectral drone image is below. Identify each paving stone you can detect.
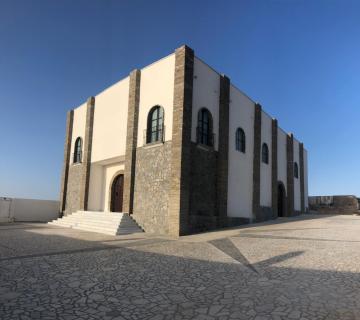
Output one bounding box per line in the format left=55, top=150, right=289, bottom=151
left=1, top=216, right=360, bottom=319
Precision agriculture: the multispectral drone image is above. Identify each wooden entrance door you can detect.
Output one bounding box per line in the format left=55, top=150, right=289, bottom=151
left=111, top=174, right=124, bottom=212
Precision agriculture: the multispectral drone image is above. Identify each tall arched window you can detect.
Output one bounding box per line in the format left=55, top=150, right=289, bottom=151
left=235, top=128, right=246, bottom=153
left=262, top=143, right=269, bottom=164
left=294, top=162, right=299, bottom=178
left=146, top=106, right=164, bottom=144
left=73, top=137, right=82, bottom=163
left=197, top=108, right=213, bottom=146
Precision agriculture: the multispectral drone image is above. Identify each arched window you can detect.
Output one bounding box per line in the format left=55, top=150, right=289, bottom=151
left=262, top=143, right=269, bottom=164
left=197, top=108, right=213, bottom=146
left=146, top=106, right=164, bottom=144
left=73, top=137, right=82, bottom=163
left=294, top=162, right=299, bottom=178
left=235, top=128, right=246, bottom=153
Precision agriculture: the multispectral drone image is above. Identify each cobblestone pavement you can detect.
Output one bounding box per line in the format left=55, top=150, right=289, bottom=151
left=1, top=214, right=360, bottom=320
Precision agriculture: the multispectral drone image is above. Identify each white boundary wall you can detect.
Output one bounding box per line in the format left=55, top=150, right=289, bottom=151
left=0, top=197, right=59, bottom=222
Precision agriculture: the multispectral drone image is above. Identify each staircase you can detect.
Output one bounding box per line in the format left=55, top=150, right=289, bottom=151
left=48, top=211, right=143, bottom=235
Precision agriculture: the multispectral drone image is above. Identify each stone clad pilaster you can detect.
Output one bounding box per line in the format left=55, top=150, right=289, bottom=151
left=168, top=45, right=194, bottom=237
left=252, top=103, right=262, bottom=221
left=217, top=75, right=230, bottom=224
left=271, top=118, right=278, bottom=217
left=123, top=69, right=141, bottom=214
left=286, top=133, right=294, bottom=216
left=79, top=97, right=95, bottom=210
left=59, top=110, right=74, bottom=215
left=299, top=142, right=305, bottom=213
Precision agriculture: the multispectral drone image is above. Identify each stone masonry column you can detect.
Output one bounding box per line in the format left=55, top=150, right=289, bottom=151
left=59, top=110, right=74, bottom=215
left=286, top=133, right=294, bottom=216
left=79, top=96, right=95, bottom=210
left=271, top=118, right=278, bottom=217
left=217, top=75, right=230, bottom=226
left=123, top=69, right=141, bottom=214
left=168, top=45, right=194, bottom=237
left=299, top=142, right=305, bottom=213
left=252, top=103, right=262, bottom=221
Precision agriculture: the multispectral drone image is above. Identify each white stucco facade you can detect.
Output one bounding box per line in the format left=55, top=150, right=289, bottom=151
left=91, top=78, right=129, bottom=163
left=65, top=47, right=309, bottom=227
left=77, top=77, right=130, bottom=212
left=227, top=85, right=254, bottom=219
left=192, top=57, right=220, bottom=151
left=69, top=102, right=87, bottom=165
left=87, top=161, right=125, bottom=212
left=137, top=54, right=175, bottom=147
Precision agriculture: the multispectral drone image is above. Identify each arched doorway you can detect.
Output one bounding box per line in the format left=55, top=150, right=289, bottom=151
left=278, top=182, right=286, bottom=217
left=110, top=174, right=124, bottom=212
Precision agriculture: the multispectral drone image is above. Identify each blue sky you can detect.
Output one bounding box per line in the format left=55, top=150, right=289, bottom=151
left=0, top=0, right=359, bottom=200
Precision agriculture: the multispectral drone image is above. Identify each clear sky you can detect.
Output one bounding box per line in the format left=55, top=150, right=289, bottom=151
left=0, top=0, right=359, bottom=200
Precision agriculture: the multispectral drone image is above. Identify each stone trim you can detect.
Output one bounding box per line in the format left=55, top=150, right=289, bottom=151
left=142, top=141, right=164, bottom=149
left=252, top=103, right=262, bottom=221
left=123, top=69, right=141, bottom=214
left=217, top=75, right=230, bottom=224
left=59, top=110, right=74, bottom=215
left=299, top=142, right=305, bottom=213
left=271, top=118, right=278, bottom=217
left=168, top=45, right=194, bottom=237
left=79, top=97, right=95, bottom=210
left=286, top=133, right=294, bottom=216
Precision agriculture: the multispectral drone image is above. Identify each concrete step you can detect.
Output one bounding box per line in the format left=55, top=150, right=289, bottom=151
left=49, top=221, right=141, bottom=235
left=50, top=220, right=140, bottom=230
left=48, top=211, right=143, bottom=235
left=50, top=216, right=136, bottom=226
left=61, top=213, right=124, bottom=220
left=51, top=216, right=125, bottom=224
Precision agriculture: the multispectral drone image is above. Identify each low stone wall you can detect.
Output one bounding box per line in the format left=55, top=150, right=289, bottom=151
left=0, top=197, right=60, bottom=222
left=309, top=195, right=359, bottom=214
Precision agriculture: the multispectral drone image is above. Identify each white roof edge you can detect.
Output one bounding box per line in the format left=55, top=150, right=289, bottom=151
left=230, top=83, right=256, bottom=104
left=195, top=55, right=222, bottom=76
left=94, top=76, right=129, bottom=99
left=140, top=52, right=175, bottom=72
left=72, top=76, right=130, bottom=111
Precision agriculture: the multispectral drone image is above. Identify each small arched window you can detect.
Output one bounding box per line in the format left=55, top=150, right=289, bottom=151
left=73, top=137, right=82, bottom=163
left=262, top=143, right=269, bottom=164
left=146, top=106, right=164, bottom=144
left=197, top=108, right=213, bottom=146
left=294, top=162, right=299, bottom=178
left=235, top=128, right=246, bottom=153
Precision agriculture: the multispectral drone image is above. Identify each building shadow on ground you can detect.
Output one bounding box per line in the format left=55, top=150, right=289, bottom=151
left=0, top=223, right=359, bottom=320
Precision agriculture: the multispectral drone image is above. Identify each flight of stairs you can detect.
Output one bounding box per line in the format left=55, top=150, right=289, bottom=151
left=48, top=211, right=143, bottom=235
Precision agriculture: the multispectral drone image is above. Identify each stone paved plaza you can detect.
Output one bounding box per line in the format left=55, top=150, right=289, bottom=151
left=1, top=214, right=360, bottom=320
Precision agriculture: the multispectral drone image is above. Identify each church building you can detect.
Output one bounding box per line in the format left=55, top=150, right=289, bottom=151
left=59, top=45, right=309, bottom=236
